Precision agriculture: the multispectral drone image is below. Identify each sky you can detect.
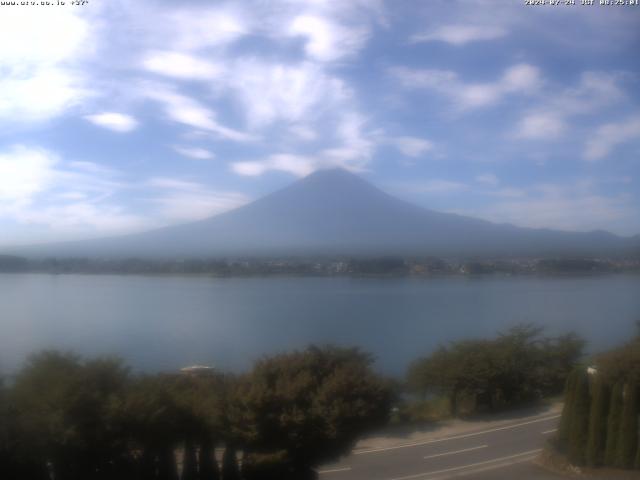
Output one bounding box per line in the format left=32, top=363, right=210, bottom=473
left=0, top=0, right=639, bottom=247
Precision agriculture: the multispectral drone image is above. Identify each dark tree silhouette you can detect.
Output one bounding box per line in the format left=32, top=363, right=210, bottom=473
left=567, top=370, right=590, bottom=466
left=604, top=381, right=624, bottom=466
left=586, top=377, right=609, bottom=467
left=616, top=382, right=639, bottom=469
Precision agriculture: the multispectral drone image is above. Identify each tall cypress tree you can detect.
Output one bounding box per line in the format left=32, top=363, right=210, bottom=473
left=568, top=370, right=590, bottom=465
left=605, top=381, right=624, bottom=466
left=616, top=382, right=639, bottom=469
left=222, top=445, right=240, bottom=480
left=558, top=369, right=579, bottom=452
left=199, top=437, right=220, bottom=480
left=182, top=440, right=198, bottom=480
left=586, top=376, right=609, bottom=467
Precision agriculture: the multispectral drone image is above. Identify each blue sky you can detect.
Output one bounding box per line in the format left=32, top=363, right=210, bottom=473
left=1, top=0, right=639, bottom=246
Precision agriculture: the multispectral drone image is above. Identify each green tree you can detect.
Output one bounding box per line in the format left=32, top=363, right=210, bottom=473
left=408, top=326, right=584, bottom=417
left=557, top=369, right=579, bottom=452
left=229, top=346, right=393, bottom=479
left=10, top=351, right=131, bottom=480
left=568, top=370, right=590, bottom=466
left=121, top=375, right=184, bottom=480
left=596, top=329, right=640, bottom=385
left=539, top=333, right=586, bottom=395
left=604, top=381, right=624, bottom=466
left=586, top=376, right=609, bottom=467
left=616, top=382, right=639, bottom=469
left=222, top=445, right=241, bottom=480
left=164, top=373, right=225, bottom=480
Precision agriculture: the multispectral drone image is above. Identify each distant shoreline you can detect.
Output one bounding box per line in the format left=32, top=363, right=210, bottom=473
left=1, top=254, right=639, bottom=278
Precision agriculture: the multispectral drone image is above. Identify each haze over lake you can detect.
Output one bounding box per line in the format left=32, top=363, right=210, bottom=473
left=2, top=273, right=639, bottom=376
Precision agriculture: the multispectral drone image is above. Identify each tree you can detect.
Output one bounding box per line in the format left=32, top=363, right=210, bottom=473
left=586, top=376, right=609, bottom=467
left=616, top=382, right=639, bottom=469
left=199, top=436, right=221, bottom=480
left=557, top=369, right=579, bottom=452
left=222, top=445, right=241, bottom=480
left=596, top=328, right=640, bottom=386
left=121, top=375, right=185, bottom=480
left=604, top=381, right=624, bottom=466
left=10, top=351, right=132, bottom=480
left=568, top=370, right=590, bottom=466
left=408, top=325, right=584, bottom=417
left=539, top=333, right=586, bottom=395
left=163, top=373, right=225, bottom=480
left=229, top=346, right=393, bottom=479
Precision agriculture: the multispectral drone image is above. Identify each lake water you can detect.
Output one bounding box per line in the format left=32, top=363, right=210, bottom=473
left=1, top=273, right=639, bottom=376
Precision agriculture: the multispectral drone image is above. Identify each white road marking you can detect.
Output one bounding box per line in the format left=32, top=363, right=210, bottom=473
left=423, top=444, right=488, bottom=460
left=387, top=449, right=542, bottom=480
left=428, top=452, right=540, bottom=480
left=318, top=466, right=352, bottom=475
left=541, top=429, right=557, bottom=434
left=354, top=414, right=560, bottom=455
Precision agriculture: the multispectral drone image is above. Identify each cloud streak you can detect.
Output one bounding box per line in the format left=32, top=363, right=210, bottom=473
left=390, top=63, right=541, bottom=111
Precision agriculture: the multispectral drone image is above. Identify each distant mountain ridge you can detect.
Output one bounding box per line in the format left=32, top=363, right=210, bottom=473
left=5, top=169, right=639, bottom=258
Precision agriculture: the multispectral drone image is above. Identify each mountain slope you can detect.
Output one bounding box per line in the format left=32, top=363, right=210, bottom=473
left=7, top=169, right=638, bottom=258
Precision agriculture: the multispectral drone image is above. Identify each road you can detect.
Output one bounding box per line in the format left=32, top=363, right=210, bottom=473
left=318, top=411, right=563, bottom=480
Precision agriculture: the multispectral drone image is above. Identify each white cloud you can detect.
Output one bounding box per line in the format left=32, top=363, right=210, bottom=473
left=229, top=59, right=350, bottom=128
left=391, top=63, right=541, bottom=111
left=162, top=7, right=248, bottom=51
left=0, top=7, right=92, bottom=122
left=584, top=116, right=640, bottom=162
left=0, top=145, right=57, bottom=207
left=404, top=179, right=469, bottom=194
left=467, top=182, right=637, bottom=234
left=411, top=24, right=506, bottom=46
left=323, top=113, right=376, bottom=165
left=145, top=87, right=255, bottom=142
left=515, top=71, right=625, bottom=141
left=515, top=112, right=566, bottom=140
left=147, top=177, right=203, bottom=191
left=391, top=136, right=434, bottom=157
left=84, top=112, right=139, bottom=132
left=289, top=124, right=318, bottom=141
left=19, top=203, right=146, bottom=234
left=288, top=14, right=369, bottom=62
left=232, top=114, right=376, bottom=177
left=0, top=145, right=149, bottom=241
left=1, top=67, right=88, bottom=124
left=152, top=192, right=248, bottom=222
left=142, top=51, right=225, bottom=80
left=147, top=175, right=248, bottom=222
left=476, top=174, right=499, bottom=186
left=232, top=154, right=316, bottom=177
left=172, top=146, right=215, bottom=160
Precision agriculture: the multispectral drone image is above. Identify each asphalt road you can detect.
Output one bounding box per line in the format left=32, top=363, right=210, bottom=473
left=318, top=412, right=563, bottom=480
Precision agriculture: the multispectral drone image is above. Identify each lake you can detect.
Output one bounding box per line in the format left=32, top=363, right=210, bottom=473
left=1, top=273, right=639, bottom=376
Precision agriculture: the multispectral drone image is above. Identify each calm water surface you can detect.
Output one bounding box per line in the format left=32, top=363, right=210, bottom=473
left=1, top=274, right=639, bottom=376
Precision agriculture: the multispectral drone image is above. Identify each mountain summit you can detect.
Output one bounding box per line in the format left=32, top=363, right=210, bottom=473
left=8, top=168, right=637, bottom=258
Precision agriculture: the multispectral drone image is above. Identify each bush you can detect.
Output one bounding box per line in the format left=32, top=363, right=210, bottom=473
left=241, top=451, right=294, bottom=480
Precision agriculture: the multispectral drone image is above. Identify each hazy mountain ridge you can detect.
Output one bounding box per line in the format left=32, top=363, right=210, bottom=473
left=5, top=169, right=639, bottom=259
